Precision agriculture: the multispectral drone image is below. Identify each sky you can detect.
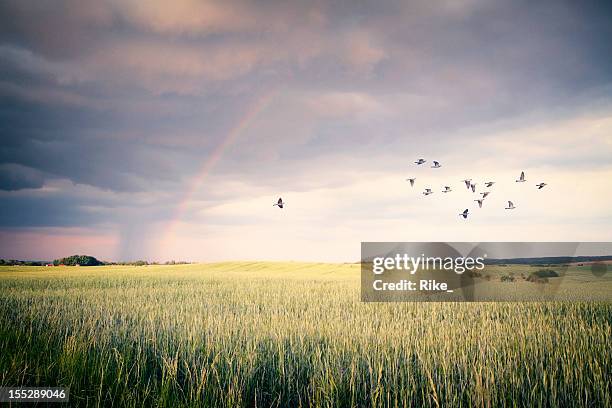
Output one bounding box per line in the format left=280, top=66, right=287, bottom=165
left=1, top=0, right=612, bottom=262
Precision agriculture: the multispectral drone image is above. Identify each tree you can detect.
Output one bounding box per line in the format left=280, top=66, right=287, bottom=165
left=52, top=255, right=103, bottom=266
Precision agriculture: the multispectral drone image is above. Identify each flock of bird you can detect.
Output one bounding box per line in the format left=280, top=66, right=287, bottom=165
left=272, top=159, right=547, bottom=219
left=406, top=159, right=547, bottom=219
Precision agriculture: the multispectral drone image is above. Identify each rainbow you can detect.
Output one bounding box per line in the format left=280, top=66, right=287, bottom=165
left=163, top=89, right=278, bottom=244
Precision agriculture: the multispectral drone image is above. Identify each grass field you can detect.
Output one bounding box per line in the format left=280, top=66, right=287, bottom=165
left=0, top=263, right=610, bottom=407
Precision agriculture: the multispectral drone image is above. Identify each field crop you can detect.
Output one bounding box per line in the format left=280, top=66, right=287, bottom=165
left=0, top=263, right=610, bottom=407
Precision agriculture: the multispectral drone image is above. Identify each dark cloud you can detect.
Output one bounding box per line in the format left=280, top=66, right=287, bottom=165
left=0, top=0, right=113, bottom=58
left=0, top=163, right=44, bottom=191
left=0, top=189, right=101, bottom=227
left=0, top=0, right=611, bottom=244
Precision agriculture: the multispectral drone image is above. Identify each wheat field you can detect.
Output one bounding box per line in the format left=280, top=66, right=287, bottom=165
left=0, top=263, right=610, bottom=407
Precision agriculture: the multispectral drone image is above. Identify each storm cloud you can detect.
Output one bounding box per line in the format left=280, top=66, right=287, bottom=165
left=1, top=0, right=611, bottom=261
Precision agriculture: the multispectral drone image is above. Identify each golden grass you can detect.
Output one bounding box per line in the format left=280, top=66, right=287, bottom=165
left=0, top=262, right=610, bottom=407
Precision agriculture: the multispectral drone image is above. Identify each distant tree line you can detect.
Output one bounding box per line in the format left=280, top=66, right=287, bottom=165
left=105, top=260, right=192, bottom=266
left=0, top=259, right=44, bottom=266
left=1, top=256, right=193, bottom=267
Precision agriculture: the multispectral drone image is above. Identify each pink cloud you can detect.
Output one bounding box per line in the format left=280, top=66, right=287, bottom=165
left=0, top=228, right=119, bottom=261
left=306, top=91, right=386, bottom=118
left=110, top=0, right=259, bottom=35
left=343, top=31, right=386, bottom=72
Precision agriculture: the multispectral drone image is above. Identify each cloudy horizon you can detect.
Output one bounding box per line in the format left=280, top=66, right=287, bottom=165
left=1, top=0, right=611, bottom=262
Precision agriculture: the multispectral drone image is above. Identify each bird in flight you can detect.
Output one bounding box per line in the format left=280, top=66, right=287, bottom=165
left=406, top=178, right=416, bottom=187
left=459, top=209, right=469, bottom=219
left=484, top=181, right=495, bottom=188
left=516, top=171, right=526, bottom=183
left=536, top=182, right=547, bottom=189
left=475, top=199, right=484, bottom=208
left=470, top=183, right=477, bottom=193
left=442, top=186, right=452, bottom=193
left=423, top=188, right=433, bottom=196
left=415, top=158, right=426, bottom=165
left=431, top=161, right=441, bottom=168
left=273, top=198, right=285, bottom=208
left=505, top=201, right=516, bottom=210
left=480, top=192, right=490, bottom=199
left=462, top=179, right=472, bottom=189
